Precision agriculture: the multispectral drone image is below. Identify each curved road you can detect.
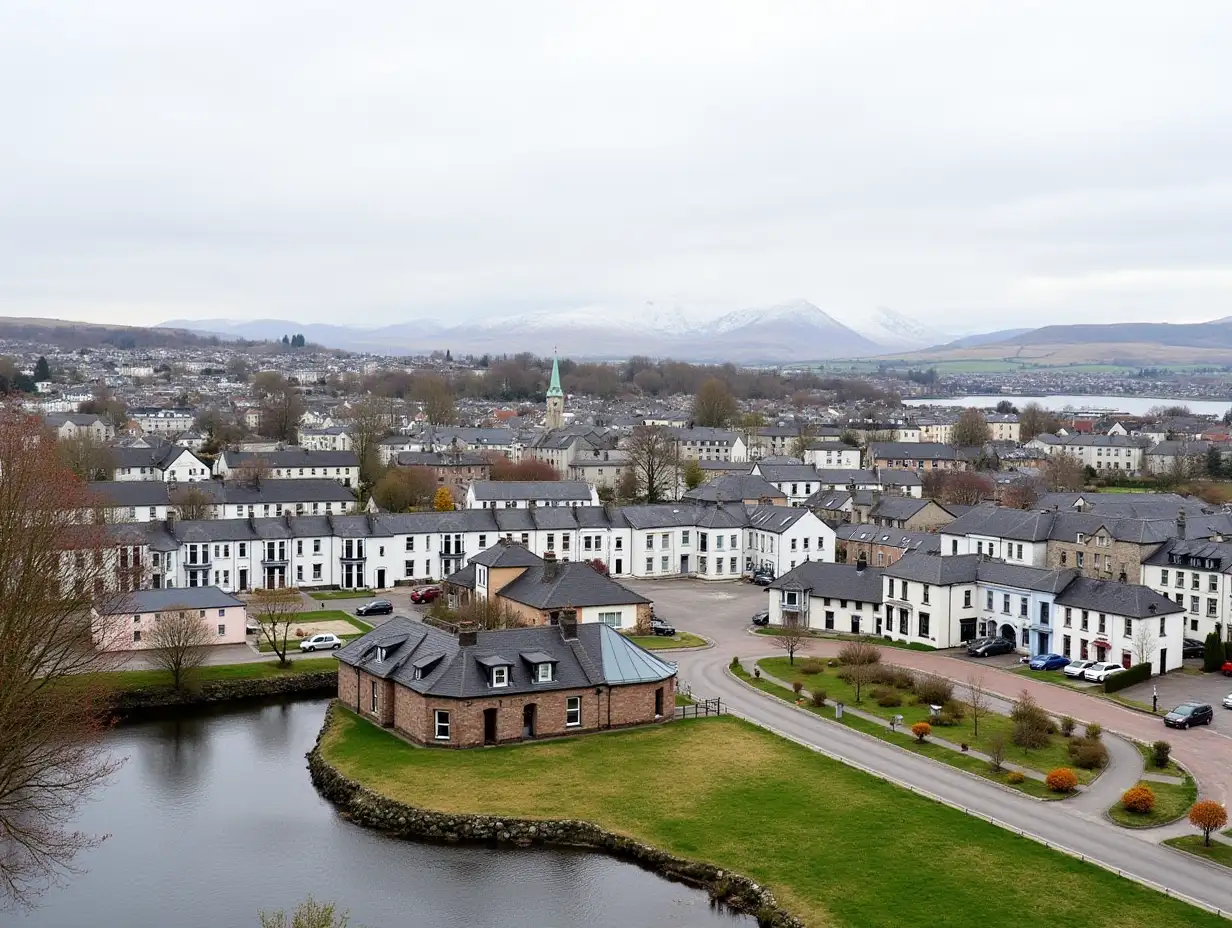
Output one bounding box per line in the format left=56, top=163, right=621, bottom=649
left=635, top=579, right=1232, bottom=917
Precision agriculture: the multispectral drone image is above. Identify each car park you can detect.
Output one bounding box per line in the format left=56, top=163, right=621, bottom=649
left=355, top=599, right=394, bottom=616
left=300, top=633, right=343, bottom=652
left=1063, top=659, right=1096, bottom=679
left=1028, top=653, right=1069, bottom=671
left=1163, top=702, right=1214, bottom=729
left=1182, top=638, right=1205, bottom=659
left=409, top=586, right=442, bottom=604
left=1082, top=661, right=1124, bottom=683
left=650, top=617, right=676, bottom=636
left=751, top=611, right=770, bottom=627
left=967, top=637, right=1015, bottom=657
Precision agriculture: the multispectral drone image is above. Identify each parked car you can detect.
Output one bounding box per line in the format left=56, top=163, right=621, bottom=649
left=1163, top=702, right=1214, bottom=729
left=1063, top=659, right=1096, bottom=678
left=967, top=637, right=1015, bottom=657
left=1222, top=693, right=1232, bottom=710
left=751, top=568, right=775, bottom=586
left=1182, top=638, right=1205, bottom=658
left=1082, top=661, right=1125, bottom=683
left=245, top=622, right=261, bottom=636
left=409, top=586, right=442, bottom=604
left=1222, top=660, right=1232, bottom=677
left=650, top=617, right=676, bottom=637
left=355, top=599, right=394, bottom=616
left=1028, top=653, right=1070, bottom=671
left=751, top=610, right=770, bottom=627
left=300, top=633, right=343, bottom=652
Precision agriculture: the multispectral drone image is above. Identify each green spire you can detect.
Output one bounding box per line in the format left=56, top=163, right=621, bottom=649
left=547, top=353, right=563, bottom=398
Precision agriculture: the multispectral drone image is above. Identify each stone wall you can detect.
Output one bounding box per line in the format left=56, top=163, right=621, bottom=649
left=307, top=703, right=801, bottom=928
left=109, top=670, right=337, bottom=720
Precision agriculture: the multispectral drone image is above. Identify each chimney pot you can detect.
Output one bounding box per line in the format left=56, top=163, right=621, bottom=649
left=560, top=612, right=578, bottom=639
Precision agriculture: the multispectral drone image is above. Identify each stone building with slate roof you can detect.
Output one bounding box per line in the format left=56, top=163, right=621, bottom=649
left=336, top=614, right=676, bottom=747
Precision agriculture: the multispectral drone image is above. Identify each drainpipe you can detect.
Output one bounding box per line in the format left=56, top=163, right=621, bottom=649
left=356, top=667, right=361, bottom=714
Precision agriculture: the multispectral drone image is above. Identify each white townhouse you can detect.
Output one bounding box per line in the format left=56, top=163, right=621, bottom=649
left=1028, top=433, right=1151, bottom=475
left=975, top=562, right=1076, bottom=654
left=300, top=427, right=354, bottom=452
left=766, top=562, right=885, bottom=635
left=214, top=449, right=360, bottom=488
left=131, top=407, right=194, bottom=435
left=1142, top=538, right=1232, bottom=644
left=745, top=506, right=835, bottom=578
left=86, top=478, right=357, bottom=524
left=465, top=480, right=600, bottom=509
left=45, top=413, right=114, bottom=442
left=1053, top=579, right=1184, bottom=675
left=811, top=469, right=881, bottom=493
left=939, top=508, right=1053, bottom=565
left=749, top=462, right=824, bottom=507
left=803, top=444, right=861, bottom=470
left=881, top=554, right=981, bottom=648
left=668, top=427, right=749, bottom=463
left=112, top=444, right=211, bottom=483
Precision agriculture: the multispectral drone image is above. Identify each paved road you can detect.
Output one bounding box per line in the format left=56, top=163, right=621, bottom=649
left=630, top=579, right=1232, bottom=916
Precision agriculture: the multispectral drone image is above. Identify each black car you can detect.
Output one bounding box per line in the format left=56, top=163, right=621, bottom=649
left=1163, top=702, right=1214, bottom=729
left=650, top=617, right=676, bottom=637
left=751, top=610, right=770, bottom=627
left=751, top=568, right=775, bottom=586
left=355, top=600, right=394, bottom=617
left=1182, top=638, right=1205, bottom=659
left=967, top=636, right=1015, bottom=657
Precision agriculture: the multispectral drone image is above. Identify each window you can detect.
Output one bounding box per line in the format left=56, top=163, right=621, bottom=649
left=1019, top=597, right=1028, bottom=617
left=406, top=537, right=415, bottom=551
left=492, top=666, right=508, bottom=687
left=1175, top=571, right=1184, bottom=588
left=898, top=609, right=908, bottom=635
left=1208, top=597, right=1218, bottom=617
left=918, top=613, right=930, bottom=638
left=1210, top=574, right=1218, bottom=593
left=986, top=591, right=993, bottom=610
left=951, top=539, right=958, bottom=555
left=681, top=531, right=690, bottom=545
left=922, top=584, right=930, bottom=605
left=536, top=662, right=554, bottom=682
left=1040, top=602, right=1049, bottom=624
left=730, top=556, right=737, bottom=573
left=963, top=590, right=972, bottom=608
left=296, top=540, right=303, bottom=556
left=1124, top=618, right=1132, bottom=637
left=661, top=555, right=669, bottom=572
left=371, top=681, right=379, bottom=713
left=1060, top=551, right=1067, bottom=566
left=1002, top=594, right=1010, bottom=614
left=645, top=534, right=654, bottom=550
left=1098, top=614, right=1106, bottom=634
left=434, top=710, right=450, bottom=740
left=217, top=624, right=226, bottom=636
left=902, top=582, right=909, bottom=599
left=783, top=590, right=799, bottom=607
left=565, top=697, right=581, bottom=727
left=1159, top=616, right=1166, bottom=636
left=1190, top=595, right=1200, bottom=614
left=133, top=629, right=141, bottom=643
left=824, top=610, right=835, bottom=629
left=1081, top=610, right=1089, bottom=631
left=791, top=538, right=797, bottom=551
left=1161, top=569, right=1169, bottom=585
left=598, top=611, right=622, bottom=627
left=645, top=557, right=654, bottom=573
left=1193, top=573, right=1201, bottom=590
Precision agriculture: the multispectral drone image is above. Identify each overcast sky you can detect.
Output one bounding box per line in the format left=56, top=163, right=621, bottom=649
left=3, top=1, right=1232, bottom=333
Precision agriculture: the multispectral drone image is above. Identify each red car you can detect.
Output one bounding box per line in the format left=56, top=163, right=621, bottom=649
left=410, top=585, right=442, bottom=604
left=1222, top=660, right=1232, bottom=677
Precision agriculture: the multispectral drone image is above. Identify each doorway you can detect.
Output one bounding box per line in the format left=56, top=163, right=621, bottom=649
left=615, top=558, right=623, bottom=574
left=522, top=704, right=536, bottom=739
left=680, top=554, right=689, bottom=574
left=376, top=568, right=386, bottom=589
left=238, top=568, right=248, bottom=591
left=483, top=708, right=497, bottom=745
left=1158, top=648, right=1167, bottom=673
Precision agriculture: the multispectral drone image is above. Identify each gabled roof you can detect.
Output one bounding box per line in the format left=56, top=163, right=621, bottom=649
left=470, top=481, right=593, bottom=501
left=746, top=505, right=811, bottom=534
left=1055, top=578, right=1184, bottom=618
left=754, top=463, right=822, bottom=482
left=97, top=585, right=244, bottom=615
left=976, top=561, right=1078, bottom=594
left=870, top=442, right=957, bottom=460
left=884, top=552, right=981, bottom=584
left=222, top=449, right=359, bottom=468
left=868, top=497, right=948, bottom=521
left=469, top=541, right=542, bottom=568
left=940, top=507, right=1055, bottom=542
left=683, top=474, right=784, bottom=504
left=769, top=562, right=884, bottom=603
left=497, top=561, right=651, bottom=609
left=836, top=523, right=941, bottom=554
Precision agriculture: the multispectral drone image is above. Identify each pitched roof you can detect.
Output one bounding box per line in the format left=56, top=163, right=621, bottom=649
left=683, top=474, right=784, bottom=504
left=769, top=562, right=884, bottom=603
left=836, top=524, right=942, bottom=554
left=98, top=585, right=244, bottom=615
left=884, top=552, right=981, bottom=584
left=870, top=442, right=957, bottom=460
left=497, top=561, right=651, bottom=609
left=469, top=481, right=594, bottom=501
left=1054, top=577, right=1184, bottom=618
left=469, top=541, right=543, bottom=568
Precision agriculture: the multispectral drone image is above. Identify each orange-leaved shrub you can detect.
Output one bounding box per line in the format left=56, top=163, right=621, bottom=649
left=1045, top=768, right=1078, bottom=793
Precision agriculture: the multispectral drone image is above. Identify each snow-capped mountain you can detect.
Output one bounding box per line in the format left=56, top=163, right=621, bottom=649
left=846, top=306, right=949, bottom=351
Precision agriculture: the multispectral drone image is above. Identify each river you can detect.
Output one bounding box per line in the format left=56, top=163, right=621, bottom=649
left=14, top=699, right=747, bottom=928
left=903, top=394, right=1232, bottom=416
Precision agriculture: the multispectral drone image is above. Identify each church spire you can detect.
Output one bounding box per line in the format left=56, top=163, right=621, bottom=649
left=547, top=351, right=563, bottom=398
left=545, top=350, right=565, bottom=430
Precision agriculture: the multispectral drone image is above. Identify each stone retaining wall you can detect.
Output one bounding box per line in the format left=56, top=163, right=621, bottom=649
left=109, top=670, right=337, bottom=719
left=307, top=702, right=803, bottom=928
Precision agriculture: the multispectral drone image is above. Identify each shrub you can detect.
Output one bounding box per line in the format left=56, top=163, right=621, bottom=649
left=1071, top=742, right=1108, bottom=770
left=1189, top=800, right=1230, bottom=846
left=1085, top=722, right=1102, bottom=740
left=911, top=722, right=931, bottom=743
left=810, top=690, right=827, bottom=708
left=913, top=673, right=954, bottom=706
left=1202, top=631, right=1225, bottom=673
left=827, top=659, right=839, bottom=668
left=876, top=690, right=903, bottom=708
left=1060, top=716, right=1076, bottom=737
left=1120, top=785, right=1156, bottom=814
left=1103, top=661, right=1151, bottom=693
left=1010, top=693, right=1051, bottom=749
left=1006, top=771, right=1025, bottom=784
left=799, top=658, right=826, bottom=675
left=791, top=681, right=803, bottom=697
left=986, top=732, right=1008, bottom=772
left=941, top=699, right=966, bottom=721
left=1045, top=768, right=1078, bottom=793
left=838, top=641, right=881, bottom=666
left=1151, top=740, right=1172, bottom=769
left=936, top=710, right=961, bottom=726
left=729, top=655, right=741, bottom=669
left=870, top=665, right=913, bottom=688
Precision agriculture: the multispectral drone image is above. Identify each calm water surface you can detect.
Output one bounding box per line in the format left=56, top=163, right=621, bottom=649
left=16, top=699, right=748, bottom=928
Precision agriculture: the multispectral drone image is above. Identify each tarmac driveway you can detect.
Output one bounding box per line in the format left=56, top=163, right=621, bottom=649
left=1119, top=668, right=1232, bottom=733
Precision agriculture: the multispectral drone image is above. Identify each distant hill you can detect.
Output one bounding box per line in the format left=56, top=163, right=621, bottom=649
left=0, top=317, right=237, bottom=351
left=933, top=328, right=1034, bottom=350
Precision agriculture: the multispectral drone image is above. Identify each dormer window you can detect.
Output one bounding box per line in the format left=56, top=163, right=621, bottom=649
left=492, top=666, right=509, bottom=687
left=536, top=663, right=554, bottom=683
left=376, top=647, right=386, bottom=663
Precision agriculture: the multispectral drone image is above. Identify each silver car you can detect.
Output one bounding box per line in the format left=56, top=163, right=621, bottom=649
left=1223, top=693, right=1232, bottom=710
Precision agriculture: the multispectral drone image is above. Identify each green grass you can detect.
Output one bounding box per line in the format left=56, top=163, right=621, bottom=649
left=759, top=657, right=1100, bottom=782
left=1164, top=835, right=1232, bottom=869
left=753, top=628, right=938, bottom=651
left=1011, top=667, right=1160, bottom=713
left=732, top=664, right=1060, bottom=800
left=627, top=632, right=707, bottom=650
left=321, top=705, right=1225, bottom=928
left=674, top=693, right=695, bottom=707
left=71, top=657, right=339, bottom=693
left=1107, top=778, right=1198, bottom=828
left=308, top=589, right=374, bottom=601
left=1134, top=741, right=1186, bottom=778
left=254, top=611, right=372, bottom=652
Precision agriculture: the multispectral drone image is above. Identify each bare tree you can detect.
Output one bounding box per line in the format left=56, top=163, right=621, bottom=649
left=986, top=732, right=1008, bottom=771
left=1019, top=403, right=1061, bottom=442
left=966, top=675, right=991, bottom=737
left=169, top=484, right=214, bottom=521
left=773, top=612, right=808, bottom=665
left=950, top=408, right=991, bottom=447
left=837, top=641, right=881, bottom=703
left=413, top=374, right=456, bottom=425
left=789, top=420, right=817, bottom=460
left=1000, top=480, right=1041, bottom=510
left=938, top=471, right=995, bottom=506
left=692, top=378, right=737, bottom=428
left=234, top=456, right=272, bottom=489
left=145, top=607, right=214, bottom=691
left=251, top=587, right=302, bottom=666
left=255, top=375, right=305, bottom=442
left=1041, top=452, right=1085, bottom=491
left=624, top=425, right=677, bottom=503
left=1132, top=623, right=1159, bottom=666
left=340, top=396, right=391, bottom=489
left=370, top=466, right=437, bottom=511
left=56, top=433, right=115, bottom=481
left=0, top=412, right=125, bottom=906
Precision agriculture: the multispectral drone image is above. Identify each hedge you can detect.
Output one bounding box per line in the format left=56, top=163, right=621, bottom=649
left=1104, top=661, right=1152, bottom=693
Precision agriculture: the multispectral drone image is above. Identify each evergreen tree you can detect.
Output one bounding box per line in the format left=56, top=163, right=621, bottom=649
left=1203, top=631, right=1225, bottom=673
left=445, top=349, right=452, bottom=362
left=33, top=356, right=51, bottom=381
left=281, top=334, right=290, bottom=345
left=1206, top=445, right=1224, bottom=479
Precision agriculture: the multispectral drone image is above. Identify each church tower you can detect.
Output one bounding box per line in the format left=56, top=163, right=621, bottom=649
left=545, top=353, right=565, bottom=431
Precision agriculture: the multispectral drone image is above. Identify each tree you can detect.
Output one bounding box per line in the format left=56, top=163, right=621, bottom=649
left=1206, top=445, right=1223, bottom=479
left=1041, top=453, right=1085, bottom=491
left=789, top=420, right=817, bottom=460
left=950, top=408, right=990, bottom=447
left=837, top=641, right=880, bottom=702
left=226, top=356, right=251, bottom=382
left=1188, top=800, right=1228, bottom=846
left=256, top=375, right=305, bottom=442
left=1000, top=480, right=1040, bottom=510
left=1202, top=631, right=1225, bottom=673
left=774, top=612, right=807, bottom=665
left=487, top=455, right=560, bottom=481
left=937, top=471, right=995, bottom=506
left=371, top=466, right=438, bottom=511
left=692, top=378, right=737, bottom=428
left=966, top=675, right=991, bottom=738
left=1010, top=692, right=1051, bottom=749
left=433, top=486, right=455, bottom=511
left=1019, top=403, right=1061, bottom=442
left=77, top=389, right=128, bottom=429
left=145, top=606, right=213, bottom=691
left=681, top=457, right=705, bottom=490
left=260, top=897, right=350, bottom=928
left=737, top=411, right=765, bottom=452
left=251, top=587, right=301, bottom=667
left=1131, top=624, right=1158, bottom=667
left=234, top=456, right=272, bottom=489
left=170, top=484, right=215, bottom=520
left=414, top=374, right=456, bottom=425
left=33, top=356, right=51, bottom=382
left=625, top=425, right=677, bottom=503
left=616, top=467, right=640, bottom=502
left=995, top=400, right=1017, bottom=414
left=340, top=396, right=391, bottom=490
left=0, top=412, right=125, bottom=906
left=57, top=433, right=115, bottom=481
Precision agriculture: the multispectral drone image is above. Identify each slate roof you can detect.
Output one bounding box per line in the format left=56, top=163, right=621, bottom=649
left=396, top=450, right=490, bottom=468
left=940, top=507, right=1056, bottom=542
left=98, top=585, right=244, bottom=615
left=813, top=468, right=878, bottom=486
left=975, top=561, right=1078, bottom=593
left=746, top=505, right=811, bottom=534
left=469, top=541, right=543, bottom=568
left=336, top=616, right=674, bottom=698
left=755, top=464, right=822, bottom=482
left=223, top=449, right=359, bottom=468
left=769, top=562, right=885, bottom=603
left=836, top=524, right=942, bottom=554
left=868, top=497, right=947, bottom=522
left=1054, top=578, right=1184, bottom=618
left=807, top=490, right=853, bottom=510
left=470, top=481, right=594, bottom=501
left=884, top=552, right=981, bottom=584
left=875, top=469, right=923, bottom=487
left=496, top=562, right=651, bottom=609
left=870, top=442, right=957, bottom=460
left=683, top=474, right=784, bottom=504
left=1142, top=538, right=1232, bottom=572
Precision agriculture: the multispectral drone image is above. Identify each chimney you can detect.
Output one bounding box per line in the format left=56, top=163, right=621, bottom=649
left=560, top=611, right=578, bottom=640
left=1177, top=510, right=1187, bottom=540
left=855, top=556, right=866, bottom=573
left=458, top=623, right=478, bottom=647
left=543, top=550, right=559, bottom=581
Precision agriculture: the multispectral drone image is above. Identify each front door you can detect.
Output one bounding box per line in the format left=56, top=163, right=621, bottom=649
left=522, top=704, right=536, bottom=739
left=483, top=708, right=497, bottom=745
left=376, top=568, right=386, bottom=589
left=615, top=558, right=623, bottom=575
left=680, top=554, right=689, bottom=574
left=851, top=616, right=860, bottom=635
left=1038, top=632, right=1050, bottom=654
left=959, top=618, right=976, bottom=642
left=875, top=614, right=882, bottom=634
left=238, top=568, right=248, bottom=591
left=1159, top=648, right=1167, bottom=673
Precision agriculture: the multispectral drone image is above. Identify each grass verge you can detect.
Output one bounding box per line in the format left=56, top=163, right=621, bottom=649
left=70, top=657, right=338, bottom=693
left=321, top=705, right=1223, bottom=928
left=754, top=628, right=937, bottom=651
left=1164, top=836, right=1232, bottom=869
left=1133, top=741, right=1186, bottom=778
left=758, top=657, right=1100, bottom=783
left=627, top=632, right=707, bottom=650
left=254, top=611, right=371, bottom=652
left=674, top=693, right=695, bottom=707
left=308, top=589, right=374, bottom=601
left=1107, top=777, right=1198, bottom=828
left=1012, top=667, right=1160, bottom=714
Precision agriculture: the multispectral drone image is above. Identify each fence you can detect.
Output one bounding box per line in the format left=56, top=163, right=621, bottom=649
left=675, top=697, right=723, bottom=719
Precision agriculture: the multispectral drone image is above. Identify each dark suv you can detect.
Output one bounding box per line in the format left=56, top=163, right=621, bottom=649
left=650, top=617, right=676, bottom=637
left=751, top=567, right=775, bottom=586
left=967, top=637, right=1015, bottom=657
left=1163, top=702, right=1214, bottom=729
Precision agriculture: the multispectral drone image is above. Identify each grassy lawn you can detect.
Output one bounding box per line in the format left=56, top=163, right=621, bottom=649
left=674, top=693, right=695, bottom=707
left=627, top=632, right=707, bottom=650
left=71, top=657, right=339, bottom=693
left=754, top=628, right=937, bottom=651
left=308, top=589, right=374, bottom=601
left=1107, top=777, right=1197, bottom=828
left=1164, top=836, right=1232, bottom=869
left=1134, top=741, right=1186, bottom=778
left=321, top=705, right=1223, bottom=928
left=254, top=611, right=372, bottom=652
left=1012, top=667, right=1160, bottom=713
left=759, top=657, right=1100, bottom=783
left=734, top=664, right=1060, bottom=800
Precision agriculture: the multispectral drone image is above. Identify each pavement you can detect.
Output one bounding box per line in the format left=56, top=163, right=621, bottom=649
left=627, top=578, right=1232, bottom=916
